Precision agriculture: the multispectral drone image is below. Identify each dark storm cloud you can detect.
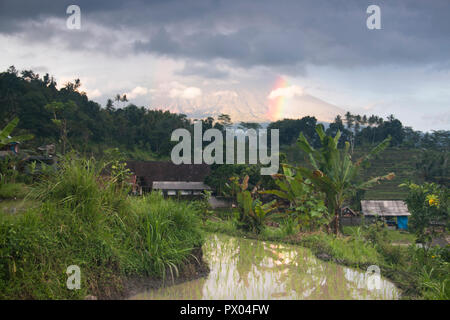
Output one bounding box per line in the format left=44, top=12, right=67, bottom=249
left=1, top=0, right=450, bottom=72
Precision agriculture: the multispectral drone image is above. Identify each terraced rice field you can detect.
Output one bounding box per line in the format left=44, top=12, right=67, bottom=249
left=352, top=148, right=423, bottom=200
left=286, top=147, right=423, bottom=200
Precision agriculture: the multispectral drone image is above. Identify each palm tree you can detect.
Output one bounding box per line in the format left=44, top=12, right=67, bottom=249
left=377, top=116, right=384, bottom=126
left=120, top=94, right=128, bottom=106
left=368, top=115, right=380, bottom=145
left=362, top=115, right=368, bottom=126
left=387, top=114, right=395, bottom=122
left=344, top=112, right=353, bottom=130
left=114, top=94, right=128, bottom=108
left=217, top=114, right=232, bottom=129
left=353, top=114, right=362, bottom=147
left=45, top=101, right=77, bottom=154
left=114, top=94, right=121, bottom=107
left=354, top=114, right=362, bottom=132
left=368, top=115, right=376, bottom=127
left=106, top=99, right=114, bottom=112
left=296, top=125, right=394, bottom=235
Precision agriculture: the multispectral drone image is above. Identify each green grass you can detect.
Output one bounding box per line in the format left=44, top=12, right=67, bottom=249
left=382, top=229, right=416, bottom=244
left=0, top=199, right=39, bottom=214
left=344, top=226, right=416, bottom=244
left=0, top=183, right=29, bottom=199
left=0, top=157, right=203, bottom=299
left=299, top=232, right=381, bottom=266
left=203, top=218, right=237, bottom=235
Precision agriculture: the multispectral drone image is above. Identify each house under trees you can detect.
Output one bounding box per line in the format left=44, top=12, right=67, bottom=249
left=361, top=200, right=411, bottom=230
left=125, top=161, right=211, bottom=196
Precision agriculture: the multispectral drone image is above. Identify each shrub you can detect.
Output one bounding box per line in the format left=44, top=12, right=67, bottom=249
left=400, top=182, right=449, bottom=244
left=191, top=191, right=214, bottom=225
left=280, top=216, right=299, bottom=237
left=408, top=245, right=450, bottom=300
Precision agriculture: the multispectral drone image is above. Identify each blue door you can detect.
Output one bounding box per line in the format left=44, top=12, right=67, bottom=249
left=397, top=216, right=408, bottom=230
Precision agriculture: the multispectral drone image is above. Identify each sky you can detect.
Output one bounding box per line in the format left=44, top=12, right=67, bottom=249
left=0, top=0, right=449, bottom=131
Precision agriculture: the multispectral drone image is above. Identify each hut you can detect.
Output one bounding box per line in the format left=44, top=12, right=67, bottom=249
left=361, top=200, right=411, bottom=230
left=125, top=161, right=211, bottom=194
left=339, top=207, right=362, bottom=226
left=152, top=181, right=212, bottom=197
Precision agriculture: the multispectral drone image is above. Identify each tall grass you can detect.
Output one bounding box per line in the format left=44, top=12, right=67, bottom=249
left=121, top=193, right=203, bottom=280
left=0, top=157, right=203, bottom=299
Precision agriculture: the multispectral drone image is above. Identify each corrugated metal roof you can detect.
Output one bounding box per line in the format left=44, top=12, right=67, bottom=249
left=361, top=200, right=411, bottom=216
left=152, top=181, right=212, bottom=190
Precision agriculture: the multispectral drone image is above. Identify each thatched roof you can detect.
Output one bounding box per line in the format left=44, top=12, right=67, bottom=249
left=125, top=161, right=210, bottom=188
left=361, top=200, right=411, bottom=216
left=153, top=181, right=212, bottom=190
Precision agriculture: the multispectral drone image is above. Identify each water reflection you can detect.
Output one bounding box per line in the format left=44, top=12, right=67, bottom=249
left=131, top=234, right=399, bottom=300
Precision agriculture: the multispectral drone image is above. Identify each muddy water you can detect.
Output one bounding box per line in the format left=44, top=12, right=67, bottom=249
left=131, top=234, right=399, bottom=300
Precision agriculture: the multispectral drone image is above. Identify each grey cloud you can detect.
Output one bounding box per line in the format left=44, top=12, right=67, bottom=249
left=135, top=27, right=181, bottom=55
left=176, top=61, right=229, bottom=79
left=1, top=0, right=450, bottom=73
left=130, top=0, right=450, bottom=71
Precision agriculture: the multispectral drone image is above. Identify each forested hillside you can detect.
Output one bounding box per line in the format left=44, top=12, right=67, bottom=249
left=0, top=67, right=191, bottom=159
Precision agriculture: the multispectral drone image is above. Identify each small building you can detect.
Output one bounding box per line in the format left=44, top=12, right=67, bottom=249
left=361, top=200, right=411, bottom=230
left=341, top=207, right=358, bottom=217
left=340, top=206, right=362, bottom=226
left=125, top=161, right=211, bottom=193
left=152, top=181, right=212, bottom=197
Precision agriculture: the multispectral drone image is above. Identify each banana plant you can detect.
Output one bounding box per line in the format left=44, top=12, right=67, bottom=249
left=252, top=198, right=277, bottom=233
left=262, top=164, right=329, bottom=231
left=228, top=175, right=277, bottom=234
left=0, top=117, right=34, bottom=148
left=296, top=125, right=394, bottom=235
left=262, top=165, right=305, bottom=205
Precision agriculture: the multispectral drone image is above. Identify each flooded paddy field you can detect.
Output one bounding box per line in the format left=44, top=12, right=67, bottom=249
left=131, top=234, right=399, bottom=300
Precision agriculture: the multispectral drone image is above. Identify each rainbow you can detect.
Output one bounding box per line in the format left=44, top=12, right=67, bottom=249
left=266, top=76, right=288, bottom=121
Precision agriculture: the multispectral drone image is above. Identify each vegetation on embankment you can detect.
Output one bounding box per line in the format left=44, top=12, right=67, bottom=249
left=202, top=216, right=449, bottom=300
left=0, top=157, right=204, bottom=299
